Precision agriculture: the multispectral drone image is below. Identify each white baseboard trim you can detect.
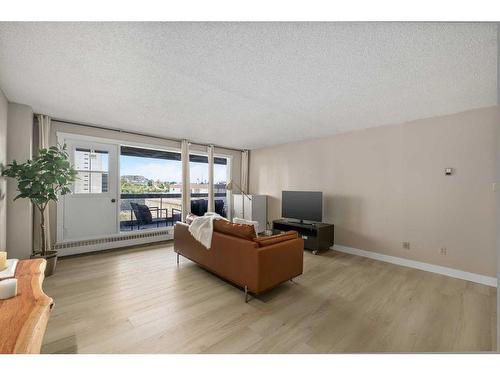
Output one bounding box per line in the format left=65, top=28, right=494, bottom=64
left=332, top=244, right=497, bottom=287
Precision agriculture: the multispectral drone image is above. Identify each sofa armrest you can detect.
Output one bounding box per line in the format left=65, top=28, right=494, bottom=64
left=174, top=222, right=191, bottom=252
left=256, top=237, right=304, bottom=294
left=254, top=231, right=298, bottom=247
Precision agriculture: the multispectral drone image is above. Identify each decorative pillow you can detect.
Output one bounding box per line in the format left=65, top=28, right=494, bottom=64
left=253, top=231, right=298, bottom=247
left=185, top=213, right=199, bottom=225
left=213, top=219, right=257, bottom=240
left=233, top=217, right=259, bottom=235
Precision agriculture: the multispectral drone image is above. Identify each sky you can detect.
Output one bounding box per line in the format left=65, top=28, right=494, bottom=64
left=120, top=155, right=229, bottom=184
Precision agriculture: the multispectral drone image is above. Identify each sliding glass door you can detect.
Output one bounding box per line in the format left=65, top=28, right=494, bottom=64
left=58, top=133, right=233, bottom=243
left=120, top=146, right=182, bottom=231
left=213, top=156, right=230, bottom=218
left=188, top=154, right=231, bottom=218
left=189, top=154, right=210, bottom=216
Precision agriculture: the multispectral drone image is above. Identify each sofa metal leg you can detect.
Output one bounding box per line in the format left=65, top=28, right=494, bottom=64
left=244, top=286, right=249, bottom=303
left=176, top=252, right=179, bottom=265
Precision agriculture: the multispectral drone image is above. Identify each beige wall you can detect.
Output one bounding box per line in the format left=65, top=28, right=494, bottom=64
left=496, top=23, right=500, bottom=348
left=6, top=102, right=33, bottom=259
left=250, top=106, right=498, bottom=277
left=0, top=88, right=7, bottom=251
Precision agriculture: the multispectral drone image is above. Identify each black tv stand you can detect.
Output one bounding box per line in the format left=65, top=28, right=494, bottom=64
left=288, top=219, right=313, bottom=226
left=272, top=219, right=334, bottom=255
left=300, top=220, right=315, bottom=225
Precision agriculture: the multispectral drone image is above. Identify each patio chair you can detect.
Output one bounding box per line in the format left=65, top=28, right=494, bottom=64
left=168, top=208, right=182, bottom=225
left=129, top=202, right=169, bottom=230
left=190, top=199, right=208, bottom=216
left=214, top=199, right=226, bottom=217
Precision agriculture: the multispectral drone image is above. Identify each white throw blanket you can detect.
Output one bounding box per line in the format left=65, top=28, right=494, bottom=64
left=188, top=213, right=227, bottom=249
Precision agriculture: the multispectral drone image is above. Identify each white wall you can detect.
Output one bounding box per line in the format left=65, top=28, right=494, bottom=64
left=0, top=88, right=7, bottom=251
left=6, top=102, right=33, bottom=259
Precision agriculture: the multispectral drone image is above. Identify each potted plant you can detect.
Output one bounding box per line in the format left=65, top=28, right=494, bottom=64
left=2, top=144, right=77, bottom=276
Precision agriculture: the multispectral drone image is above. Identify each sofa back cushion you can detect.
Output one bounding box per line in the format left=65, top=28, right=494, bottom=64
left=253, top=231, right=298, bottom=247
left=213, top=219, right=257, bottom=240
left=233, top=217, right=259, bottom=234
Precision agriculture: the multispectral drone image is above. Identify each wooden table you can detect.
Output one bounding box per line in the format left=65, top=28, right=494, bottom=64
left=0, top=259, right=53, bottom=354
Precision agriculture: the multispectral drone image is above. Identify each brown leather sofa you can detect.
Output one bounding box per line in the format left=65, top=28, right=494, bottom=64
left=174, top=222, right=304, bottom=301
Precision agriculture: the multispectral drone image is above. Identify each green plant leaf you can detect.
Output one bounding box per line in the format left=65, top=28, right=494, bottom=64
left=2, top=143, right=77, bottom=208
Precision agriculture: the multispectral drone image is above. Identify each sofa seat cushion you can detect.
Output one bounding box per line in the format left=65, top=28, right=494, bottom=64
left=253, top=231, right=298, bottom=247
left=213, top=219, right=257, bottom=240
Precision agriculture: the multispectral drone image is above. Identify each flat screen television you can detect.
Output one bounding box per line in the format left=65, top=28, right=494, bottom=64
left=282, top=191, right=322, bottom=223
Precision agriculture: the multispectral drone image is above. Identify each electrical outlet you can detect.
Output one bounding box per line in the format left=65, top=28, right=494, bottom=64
left=440, top=247, right=447, bottom=256
left=402, top=242, right=410, bottom=250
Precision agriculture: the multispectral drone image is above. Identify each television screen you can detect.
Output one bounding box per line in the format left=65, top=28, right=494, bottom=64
left=282, top=191, right=322, bottom=222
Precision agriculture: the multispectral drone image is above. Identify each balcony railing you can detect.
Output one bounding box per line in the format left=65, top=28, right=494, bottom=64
left=120, top=192, right=228, bottom=231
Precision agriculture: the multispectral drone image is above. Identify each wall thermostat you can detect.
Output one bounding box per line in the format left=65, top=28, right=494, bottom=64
left=445, top=168, right=454, bottom=176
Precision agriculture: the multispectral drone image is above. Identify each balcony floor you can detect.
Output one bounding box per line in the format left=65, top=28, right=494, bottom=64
left=120, top=221, right=175, bottom=232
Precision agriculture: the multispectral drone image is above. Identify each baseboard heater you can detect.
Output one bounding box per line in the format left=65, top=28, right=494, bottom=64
left=53, top=229, right=172, bottom=251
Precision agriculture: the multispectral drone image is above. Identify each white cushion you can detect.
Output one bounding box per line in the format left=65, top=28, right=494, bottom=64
left=233, top=217, right=259, bottom=234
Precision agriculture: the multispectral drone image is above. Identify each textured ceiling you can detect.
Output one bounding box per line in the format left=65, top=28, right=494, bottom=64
left=0, top=22, right=497, bottom=149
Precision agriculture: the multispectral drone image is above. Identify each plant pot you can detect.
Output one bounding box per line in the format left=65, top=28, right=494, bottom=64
left=30, top=250, right=58, bottom=277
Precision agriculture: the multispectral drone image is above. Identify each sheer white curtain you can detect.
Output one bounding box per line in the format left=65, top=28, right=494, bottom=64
left=181, top=139, right=191, bottom=221
left=37, top=114, right=51, bottom=250
left=241, top=150, right=249, bottom=194
left=207, top=145, right=214, bottom=212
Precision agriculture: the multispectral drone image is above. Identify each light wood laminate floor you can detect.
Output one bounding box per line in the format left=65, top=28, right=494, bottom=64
left=41, top=242, right=497, bottom=353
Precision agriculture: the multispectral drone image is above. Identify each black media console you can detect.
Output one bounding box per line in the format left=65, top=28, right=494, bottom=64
left=272, top=219, right=334, bottom=255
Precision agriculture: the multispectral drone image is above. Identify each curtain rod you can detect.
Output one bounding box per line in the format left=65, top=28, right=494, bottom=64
left=38, top=115, right=246, bottom=153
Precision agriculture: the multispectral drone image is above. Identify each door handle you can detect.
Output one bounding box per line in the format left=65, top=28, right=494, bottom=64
left=111, top=199, right=116, bottom=203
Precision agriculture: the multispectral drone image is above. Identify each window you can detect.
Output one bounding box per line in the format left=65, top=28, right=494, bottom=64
left=73, top=148, right=109, bottom=193
left=189, top=154, right=230, bottom=217
left=189, top=154, right=209, bottom=216
left=119, top=146, right=182, bottom=231
left=214, top=157, right=229, bottom=218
